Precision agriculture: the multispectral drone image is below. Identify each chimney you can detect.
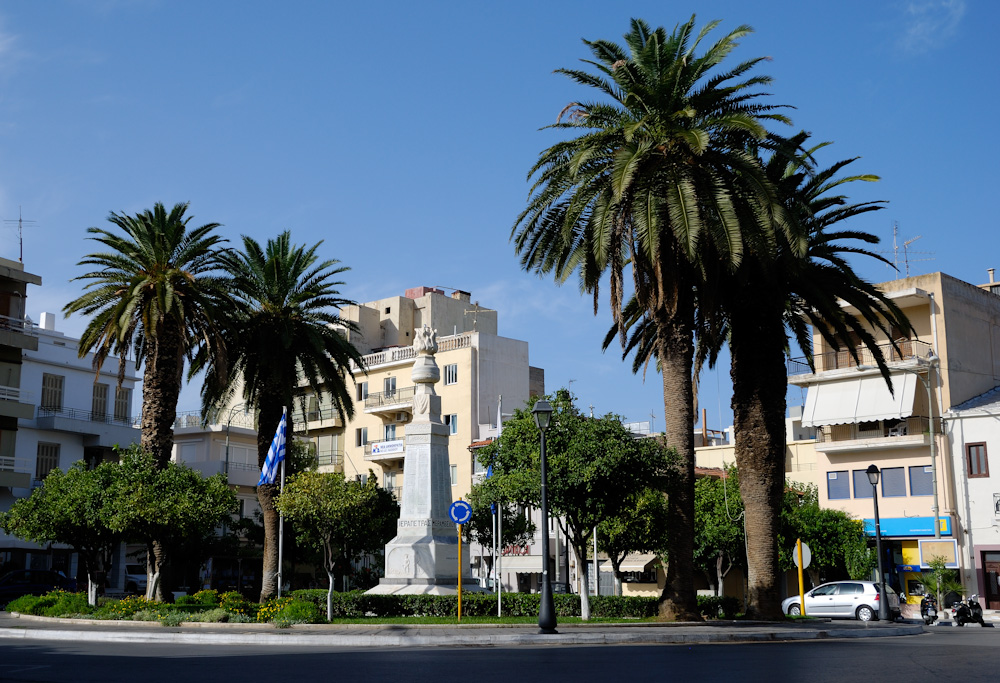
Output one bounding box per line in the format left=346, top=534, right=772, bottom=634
left=989, top=268, right=995, bottom=284
left=40, top=312, right=55, bottom=331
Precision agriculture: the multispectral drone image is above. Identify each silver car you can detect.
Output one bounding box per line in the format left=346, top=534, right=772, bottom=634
left=781, top=581, right=900, bottom=621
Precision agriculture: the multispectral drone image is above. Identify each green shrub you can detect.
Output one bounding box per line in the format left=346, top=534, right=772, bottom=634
left=5, top=594, right=43, bottom=614
left=193, top=589, right=220, bottom=606
left=219, top=591, right=255, bottom=619
left=174, top=594, right=200, bottom=606
left=696, top=594, right=741, bottom=619
left=95, top=595, right=158, bottom=620
left=274, top=599, right=322, bottom=626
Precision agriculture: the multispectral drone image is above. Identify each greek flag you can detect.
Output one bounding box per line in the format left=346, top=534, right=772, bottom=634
left=257, top=410, right=287, bottom=486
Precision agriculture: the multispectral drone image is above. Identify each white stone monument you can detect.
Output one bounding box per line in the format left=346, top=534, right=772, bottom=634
left=368, top=325, right=479, bottom=594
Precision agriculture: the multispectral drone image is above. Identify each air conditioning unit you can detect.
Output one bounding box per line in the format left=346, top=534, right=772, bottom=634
left=395, top=412, right=409, bottom=423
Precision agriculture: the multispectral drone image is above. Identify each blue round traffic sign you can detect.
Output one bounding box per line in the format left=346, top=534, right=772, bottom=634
left=449, top=500, right=473, bottom=524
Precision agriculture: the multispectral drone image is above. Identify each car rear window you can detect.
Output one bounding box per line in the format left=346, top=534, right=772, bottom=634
left=839, top=583, right=864, bottom=595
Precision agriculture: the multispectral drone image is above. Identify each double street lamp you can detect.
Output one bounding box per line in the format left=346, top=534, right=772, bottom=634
left=532, top=399, right=557, bottom=634
left=866, top=464, right=889, bottom=621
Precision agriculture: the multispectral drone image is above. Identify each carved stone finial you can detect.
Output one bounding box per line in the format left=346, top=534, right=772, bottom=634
left=413, top=324, right=438, bottom=354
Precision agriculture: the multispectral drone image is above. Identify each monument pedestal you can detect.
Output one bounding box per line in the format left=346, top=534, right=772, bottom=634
left=368, top=328, right=484, bottom=595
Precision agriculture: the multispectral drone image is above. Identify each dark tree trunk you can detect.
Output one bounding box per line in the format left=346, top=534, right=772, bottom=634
left=729, top=305, right=788, bottom=620
left=257, top=399, right=284, bottom=601
left=654, top=296, right=701, bottom=621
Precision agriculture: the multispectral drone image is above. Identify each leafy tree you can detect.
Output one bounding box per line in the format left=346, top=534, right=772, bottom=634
left=598, top=486, right=670, bottom=596
left=63, top=202, right=228, bottom=600
left=105, top=446, right=237, bottom=601
left=275, top=469, right=399, bottom=619
left=197, top=231, right=365, bottom=601
left=464, top=480, right=536, bottom=585
left=693, top=469, right=746, bottom=596
left=511, top=16, right=788, bottom=620
left=0, top=463, right=121, bottom=605
left=478, top=391, right=670, bottom=619
left=779, top=484, right=874, bottom=588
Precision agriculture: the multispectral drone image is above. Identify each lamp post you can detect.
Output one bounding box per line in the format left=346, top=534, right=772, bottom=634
left=533, top=399, right=557, bottom=634
left=866, top=464, right=889, bottom=621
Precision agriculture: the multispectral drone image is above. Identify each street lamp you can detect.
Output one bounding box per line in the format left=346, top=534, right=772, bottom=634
left=866, top=464, right=889, bottom=621
left=532, top=399, right=557, bottom=634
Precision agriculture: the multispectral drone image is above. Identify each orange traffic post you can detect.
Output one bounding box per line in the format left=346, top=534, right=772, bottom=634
left=797, top=538, right=806, bottom=616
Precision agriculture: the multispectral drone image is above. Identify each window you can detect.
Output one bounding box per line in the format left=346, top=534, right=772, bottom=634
left=91, top=384, right=108, bottom=421
left=909, top=465, right=933, bottom=496
left=450, top=464, right=458, bottom=486
left=356, top=382, right=368, bottom=401
left=355, top=427, right=368, bottom=447
left=827, top=471, right=849, bottom=499
left=36, top=443, right=60, bottom=481
left=881, top=467, right=906, bottom=497
left=384, top=424, right=396, bottom=441
left=853, top=470, right=874, bottom=499
left=444, top=364, right=458, bottom=385
left=114, top=387, right=131, bottom=422
left=41, top=374, right=64, bottom=410
left=967, top=443, right=989, bottom=478
left=444, top=414, right=458, bottom=434
left=384, top=376, right=396, bottom=396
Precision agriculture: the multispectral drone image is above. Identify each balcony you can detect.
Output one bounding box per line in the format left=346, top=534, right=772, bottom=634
left=0, top=455, right=31, bottom=488
left=292, top=406, right=342, bottom=431
left=364, top=439, right=406, bottom=463
left=364, top=386, right=415, bottom=416
left=0, top=313, right=38, bottom=351
left=36, top=406, right=140, bottom=447
left=0, top=385, right=34, bottom=420
left=317, top=449, right=344, bottom=469
left=349, top=333, right=473, bottom=372
left=813, top=416, right=934, bottom=454
left=184, top=458, right=261, bottom=488
left=788, top=339, right=934, bottom=384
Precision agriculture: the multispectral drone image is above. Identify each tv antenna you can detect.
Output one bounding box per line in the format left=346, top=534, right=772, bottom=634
left=881, top=222, right=934, bottom=278
left=4, top=207, right=36, bottom=263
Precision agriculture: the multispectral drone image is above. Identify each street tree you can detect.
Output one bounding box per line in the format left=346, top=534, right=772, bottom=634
left=0, top=463, right=121, bottom=605
left=597, top=486, right=670, bottom=596
left=198, top=231, right=365, bottom=600
left=693, top=469, right=746, bottom=597
left=512, top=17, right=789, bottom=619
left=275, top=469, right=398, bottom=620
left=464, top=480, right=536, bottom=586
left=478, top=391, right=670, bottom=619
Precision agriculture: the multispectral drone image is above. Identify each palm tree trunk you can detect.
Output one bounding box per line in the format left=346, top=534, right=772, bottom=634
left=654, top=299, right=701, bottom=621
left=730, top=308, right=787, bottom=620
left=140, top=318, right=184, bottom=469
left=257, top=400, right=284, bottom=601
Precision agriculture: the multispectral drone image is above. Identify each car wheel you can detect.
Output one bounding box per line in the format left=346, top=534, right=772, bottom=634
left=856, top=605, right=875, bottom=621
left=788, top=604, right=801, bottom=616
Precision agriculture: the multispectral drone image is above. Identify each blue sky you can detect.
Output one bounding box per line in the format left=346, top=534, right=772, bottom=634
left=0, top=1, right=994, bottom=432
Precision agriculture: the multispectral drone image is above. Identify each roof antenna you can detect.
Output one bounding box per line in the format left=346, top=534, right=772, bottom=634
left=4, top=207, right=37, bottom=263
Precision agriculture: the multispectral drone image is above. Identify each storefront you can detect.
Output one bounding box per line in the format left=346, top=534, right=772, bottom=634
left=864, top=515, right=953, bottom=606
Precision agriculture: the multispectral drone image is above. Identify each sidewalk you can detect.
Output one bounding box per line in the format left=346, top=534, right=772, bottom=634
left=0, top=612, right=926, bottom=647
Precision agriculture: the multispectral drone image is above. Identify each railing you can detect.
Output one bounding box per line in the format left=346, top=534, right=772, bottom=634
left=0, top=455, right=30, bottom=472
left=37, top=406, right=136, bottom=429
left=815, top=416, right=934, bottom=444
left=787, top=340, right=934, bottom=376
left=364, top=439, right=405, bottom=456
left=0, top=313, right=37, bottom=336
left=292, top=406, right=340, bottom=424
left=170, top=409, right=256, bottom=430
left=0, top=385, right=32, bottom=402
left=364, top=386, right=415, bottom=411
left=317, top=450, right=344, bottom=468
left=350, top=333, right=473, bottom=372
left=388, top=485, right=402, bottom=500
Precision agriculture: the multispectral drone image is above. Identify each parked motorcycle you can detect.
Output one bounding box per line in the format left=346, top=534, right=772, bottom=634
left=920, top=593, right=938, bottom=625
left=952, top=595, right=986, bottom=627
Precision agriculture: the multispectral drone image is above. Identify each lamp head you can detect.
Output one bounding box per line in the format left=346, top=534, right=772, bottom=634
left=533, top=399, right=553, bottom=431
left=866, top=464, right=880, bottom=486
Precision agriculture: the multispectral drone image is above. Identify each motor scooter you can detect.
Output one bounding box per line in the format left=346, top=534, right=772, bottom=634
left=920, top=593, right=938, bottom=625
left=952, top=595, right=987, bottom=626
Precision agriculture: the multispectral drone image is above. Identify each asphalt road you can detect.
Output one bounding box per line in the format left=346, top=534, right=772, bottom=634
left=0, top=625, right=996, bottom=683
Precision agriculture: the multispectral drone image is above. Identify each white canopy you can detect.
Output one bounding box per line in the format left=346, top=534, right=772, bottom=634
left=801, top=373, right=918, bottom=427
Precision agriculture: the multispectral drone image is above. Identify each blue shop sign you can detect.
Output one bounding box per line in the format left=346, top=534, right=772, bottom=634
left=863, top=515, right=951, bottom=537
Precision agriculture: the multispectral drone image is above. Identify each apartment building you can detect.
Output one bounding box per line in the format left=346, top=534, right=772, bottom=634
left=0, top=306, right=141, bottom=582
left=787, top=271, right=1000, bottom=604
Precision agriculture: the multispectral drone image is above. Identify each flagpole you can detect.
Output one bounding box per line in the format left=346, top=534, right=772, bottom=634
left=277, top=406, right=287, bottom=599
left=496, top=395, right=502, bottom=617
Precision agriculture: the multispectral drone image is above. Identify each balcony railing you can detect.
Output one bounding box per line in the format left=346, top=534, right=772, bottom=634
left=0, top=385, right=32, bottom=402
left=787, top=340, right=934, bottom=376
left=364, top=386, right=415, bottom=411
left=350, top=333, right=473, bottom=372
left=815, top=416, right=935, bottom=444
left=364, top=439, right=406, bottom=457
left=0, top=313, right=37, bottom=336
left=292, top=406, right=340, bottom=425
left=37, top=406, right=136, bottom=429
left=317, top=450, right=344, bottom=468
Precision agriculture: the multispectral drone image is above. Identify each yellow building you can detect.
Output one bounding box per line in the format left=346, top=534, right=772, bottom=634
left=296, top=286, right=544, bottom=506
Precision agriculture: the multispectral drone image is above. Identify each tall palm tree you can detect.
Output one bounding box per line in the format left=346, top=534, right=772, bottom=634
left=198, top=231, right=364, bottom=601
left=64, top=202, right=227, bottom=600
left=511, top=16, right=789, bottom=620
left=609, top=136, right=912, bottom=618
left=64, top=202, right=228, bottom=465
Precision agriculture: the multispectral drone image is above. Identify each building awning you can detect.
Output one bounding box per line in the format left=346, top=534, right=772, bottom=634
left=498, top=555, right=543, bottom=573
left=600, top=553, right=658, bottom=572
left=801, top=373, right=917, bottom=427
